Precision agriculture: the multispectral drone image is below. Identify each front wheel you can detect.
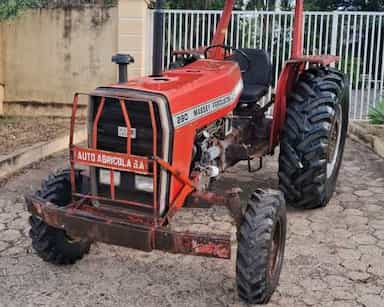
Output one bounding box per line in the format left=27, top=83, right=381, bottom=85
left=28, top=169, right=91, bottom=265
left=279, top=67, right=349, bottom=209
left=236, top=189, right=287, bottom=305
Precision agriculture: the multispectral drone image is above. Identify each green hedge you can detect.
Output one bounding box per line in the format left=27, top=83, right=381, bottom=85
left=0, top=0, right=117, bottom=21
left=0, top=0, right=38, bottom=21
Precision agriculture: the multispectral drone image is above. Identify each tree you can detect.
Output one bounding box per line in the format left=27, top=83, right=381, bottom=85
left=159, top=0, right=245, bottom=10
left=246, top=0, right=278, bottom=10
left=351, top=0, right=384, bottom=10
left=304, top=0, right=339, bottom=10
left=151, top=0, right=384, bottom=11
left=152, top=0, right=285, bottom=10
left=304, top=0, right=384, bottom=10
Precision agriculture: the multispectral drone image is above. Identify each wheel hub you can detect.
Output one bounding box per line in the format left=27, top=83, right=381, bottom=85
left=268, top=219, right=283, bottom=280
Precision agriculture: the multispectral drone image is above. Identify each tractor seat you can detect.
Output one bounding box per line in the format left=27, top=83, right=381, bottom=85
left=230, top=48, right=272, bottom=104
left=240, top=84, right=269, bottom=104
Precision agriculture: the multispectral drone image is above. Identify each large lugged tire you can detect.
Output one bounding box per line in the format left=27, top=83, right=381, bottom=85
left=279, top=67, right=349, bottom=209
left=28, top=169, right=91, bottom=265
left=236, top=189, right=287, bottom=305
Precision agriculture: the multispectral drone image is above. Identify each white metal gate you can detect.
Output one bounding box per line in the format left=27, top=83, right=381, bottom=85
left=147, top=10, right=384, bottom=120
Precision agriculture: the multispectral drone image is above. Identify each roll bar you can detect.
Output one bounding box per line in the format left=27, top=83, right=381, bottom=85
left=210, top=0, right=304, bottom=59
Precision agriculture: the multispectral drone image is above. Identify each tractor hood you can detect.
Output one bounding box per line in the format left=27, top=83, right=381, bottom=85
left=107, top=59, right=242, bottom=117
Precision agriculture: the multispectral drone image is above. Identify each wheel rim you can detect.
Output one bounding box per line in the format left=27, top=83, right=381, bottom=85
left=267, top=219, right=283, bottom=280
left=327, top=104, right=343, bottom=179
left=64, top=233, right=83, bottom=244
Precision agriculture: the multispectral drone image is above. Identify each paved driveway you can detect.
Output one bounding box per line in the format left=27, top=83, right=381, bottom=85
left=0, top=139, right=383, bottom=307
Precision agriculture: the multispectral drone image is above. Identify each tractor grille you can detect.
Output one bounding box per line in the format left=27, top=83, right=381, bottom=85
left=94, top=97, right=163, bottom=156
left=90, top=96, right=163, bottom=211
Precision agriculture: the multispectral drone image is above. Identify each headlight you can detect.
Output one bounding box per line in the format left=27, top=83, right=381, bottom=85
left=99, top=169, right=121, bottom=186
left=135, top=175, right=154, bottom=193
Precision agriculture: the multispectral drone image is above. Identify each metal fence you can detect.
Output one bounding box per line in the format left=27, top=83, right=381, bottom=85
left=146, top=10, right=384, bottom=120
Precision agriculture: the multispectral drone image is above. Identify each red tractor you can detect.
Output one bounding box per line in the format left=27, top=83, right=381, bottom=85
left=25, top=0, right=349, bottom=304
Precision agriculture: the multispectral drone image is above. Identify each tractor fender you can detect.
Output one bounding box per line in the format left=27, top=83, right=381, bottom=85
left=269, top=55, right=339, bottom=151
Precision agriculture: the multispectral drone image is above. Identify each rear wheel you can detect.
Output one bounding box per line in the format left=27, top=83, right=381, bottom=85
left=279, top=67, right=349, bottom=209
left=28, top=169, right=91, bottom=265
left=236, top=189, right=287, bottom=305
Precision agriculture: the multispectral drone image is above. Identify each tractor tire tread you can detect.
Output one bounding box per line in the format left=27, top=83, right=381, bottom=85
left=279, top=67, right=349, bottom=209
left=29, top=169, right=90, bottom=265
left=236, top=189, right=287, bottom=305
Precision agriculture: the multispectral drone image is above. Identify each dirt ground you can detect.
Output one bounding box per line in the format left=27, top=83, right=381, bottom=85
left=356, top=122, right=384, bottom=139
left=0, top=117, right=85, bottom=156
left=0, top=139, right=383, bottom=306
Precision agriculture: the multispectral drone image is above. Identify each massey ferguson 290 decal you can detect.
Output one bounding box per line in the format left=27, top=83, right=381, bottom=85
left=173, top=80, right=243, bottom=128
left=73, top=147, right=149, bottom=173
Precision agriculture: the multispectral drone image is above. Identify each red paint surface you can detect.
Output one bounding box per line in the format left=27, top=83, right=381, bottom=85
left=292, top=0, right=304, bottom=58
left=109, top=60, right=242, bottom=205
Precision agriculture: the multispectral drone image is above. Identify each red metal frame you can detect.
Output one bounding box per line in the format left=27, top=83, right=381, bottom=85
left=119, top=99, right=133, bottom=155
left=210, top=0, right=235, bottom=59
left=69, top=93, right=164, bottom=221
left=291, top=0, right=304, bottom=59
left=154, top=156, right=196, bottom=220
left=69, top=93, right=204, bottom=227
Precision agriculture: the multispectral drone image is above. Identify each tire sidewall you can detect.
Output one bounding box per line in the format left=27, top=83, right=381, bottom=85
left=324, top=82, right=350, bottom=204
left=267, top=202, right=287, bottom=289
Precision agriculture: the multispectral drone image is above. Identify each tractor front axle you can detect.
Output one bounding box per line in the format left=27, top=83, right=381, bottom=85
left=25, top=194, right=231, bottom=259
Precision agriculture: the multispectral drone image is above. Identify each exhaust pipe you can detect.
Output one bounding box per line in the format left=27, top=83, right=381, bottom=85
left=152, top=0, right=164, bottom=76
left=112, top=54, right=135, bottom=83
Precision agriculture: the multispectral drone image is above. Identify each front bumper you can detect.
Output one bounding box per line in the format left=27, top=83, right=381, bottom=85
left=25, top=194, right=231, bottom=259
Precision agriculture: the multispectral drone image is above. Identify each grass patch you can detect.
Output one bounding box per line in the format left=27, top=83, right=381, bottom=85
left=369, top=99, right=384, bottom=125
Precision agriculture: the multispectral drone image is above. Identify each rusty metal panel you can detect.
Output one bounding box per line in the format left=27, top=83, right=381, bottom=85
left=64, top=216, right=153, bottom=252
left=26, top=195, right=153, bottom=251
left=155, top=229, right=231, bottom=259
left=26, top=194, right=232, bottom=259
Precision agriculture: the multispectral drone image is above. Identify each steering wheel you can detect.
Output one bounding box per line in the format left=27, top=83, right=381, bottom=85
left=204, top=44, right=231, bottom=58
left=203, top=44, right=251, bottom=73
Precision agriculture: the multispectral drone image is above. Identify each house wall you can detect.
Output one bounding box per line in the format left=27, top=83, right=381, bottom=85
left=118, top=0, right=150, bottom=77
left=2, top=6, right=118, bottom=116
left=0, top=1, right=151, bottom=116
